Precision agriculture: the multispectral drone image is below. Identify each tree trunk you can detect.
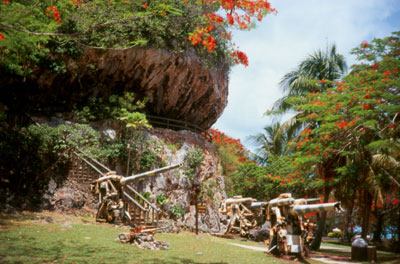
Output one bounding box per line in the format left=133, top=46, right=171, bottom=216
left=372, top=212, right=383, bottom=242
left=396, top=210, right=400, bottom=253
left=343, top=203, right=354, bottom=243
left=361, top=191, right=373, bottom=238
left=310, top=187, right=330, bottom=250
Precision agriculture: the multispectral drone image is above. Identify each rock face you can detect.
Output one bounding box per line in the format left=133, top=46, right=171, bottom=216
left=131, top=128, right=227, bottom=233
left=1, top=47, right=229, bottom=129
left=44, top=127, right=227, bottom=233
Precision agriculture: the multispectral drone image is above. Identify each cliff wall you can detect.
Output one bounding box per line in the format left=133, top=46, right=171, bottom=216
left=1, top=47, right=229, bottom=129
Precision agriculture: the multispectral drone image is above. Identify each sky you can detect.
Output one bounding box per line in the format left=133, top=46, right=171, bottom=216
left=213, top=0, right=400, bottom=152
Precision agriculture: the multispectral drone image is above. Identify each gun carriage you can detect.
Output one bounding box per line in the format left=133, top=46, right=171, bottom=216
left=220, top=196, right=268, bottom=237
left=90, top=163, right=182, bottom=225
left=220, top=193, right=342, bottom=258
left=266, top=193, right=341, bottom=257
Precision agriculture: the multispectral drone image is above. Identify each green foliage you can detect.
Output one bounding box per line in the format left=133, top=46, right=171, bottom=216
left=170, top=204, right=185, bottom=219
left=284, top=32, right=400, bottom=238
left=0, top=1, right=231, bottom=76
left=156, top=194, right=169, bottom=206
left=0, top=122, right=101, bottom=206
left=74, top=92, right=149, bottom=126
left=166, top=142, right=181, bottom=153
left=140, top=151, right=158, bottom=171
left=183, top=147, right=204, bottom=180
left=327, top=230, right=342, bottom=238
left=185, top=148, right=204, bottom=168
left=229, top=157, right=309, bottom=201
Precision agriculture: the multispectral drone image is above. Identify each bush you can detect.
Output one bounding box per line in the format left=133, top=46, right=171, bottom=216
left=328, top=230, right=342, bottom=238
left=170, top=205, right=185, bottom=219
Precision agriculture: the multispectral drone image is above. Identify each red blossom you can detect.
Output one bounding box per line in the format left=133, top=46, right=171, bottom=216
left=0, top=33, right=5, bottom=40
left=361, top=40, right=369, bottom=48
left=46, top=5, right=61, bottom=23
left=230, top=50, right=249, bottom=66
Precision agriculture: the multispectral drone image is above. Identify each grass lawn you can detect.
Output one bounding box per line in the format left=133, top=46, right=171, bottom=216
left=318, top=241, right=400, bottom=263
left=0, top=211, right=300, bottom=264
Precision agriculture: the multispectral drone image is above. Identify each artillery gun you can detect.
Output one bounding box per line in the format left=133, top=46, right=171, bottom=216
left=90, top=162, right=182, bottom=224
left=266, top=193, right=342, bottom=258
left=220, top=196, right=268, bottom=237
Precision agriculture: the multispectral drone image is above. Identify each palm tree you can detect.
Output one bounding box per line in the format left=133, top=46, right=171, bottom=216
left=248, top=122, right=296, bottom=164
left=274, top=44, right=347, bottom=112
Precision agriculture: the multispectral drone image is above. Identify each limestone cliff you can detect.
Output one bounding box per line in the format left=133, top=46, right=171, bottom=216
left=1, top=47, right=229, bottom=129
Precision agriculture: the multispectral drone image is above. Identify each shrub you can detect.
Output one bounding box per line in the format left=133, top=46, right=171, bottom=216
left=170, top=205, right=185, bottom=219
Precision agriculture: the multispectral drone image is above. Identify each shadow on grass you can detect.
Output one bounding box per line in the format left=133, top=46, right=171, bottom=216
left=0, top=212, right=37, bottom=227
left=143, top=258, right=228, bottom=264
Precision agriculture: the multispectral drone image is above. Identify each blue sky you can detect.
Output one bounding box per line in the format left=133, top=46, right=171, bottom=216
left=213, top=0, right=400, bottom=152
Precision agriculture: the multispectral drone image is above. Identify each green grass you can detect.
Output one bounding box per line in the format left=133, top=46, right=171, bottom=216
left=0, top=212, right=295, bottom=264
left=318, top=241, right=400, bottom=263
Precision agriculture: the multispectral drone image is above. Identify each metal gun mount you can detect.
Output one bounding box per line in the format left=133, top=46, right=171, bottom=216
left=220, top=196, right=267, bottom=237
left=91, top=162, right=183, bottom=224
left=266, top=193, right=342, bottom=258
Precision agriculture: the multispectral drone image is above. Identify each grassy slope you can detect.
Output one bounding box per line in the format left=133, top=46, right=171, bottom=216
left=0, top=212, right=289, bottom=264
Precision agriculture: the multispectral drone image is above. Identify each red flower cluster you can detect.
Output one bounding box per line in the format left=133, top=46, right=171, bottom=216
left=186, top=0, right=275, bottom=66
left=46, top=5, right=61, bottom=24
left=334, top=120, right=355, bottom=130
left=300, top=128, right=312, bottom=136
left=0, top=33, right=5, bottom=40
left=312, top=100, right=326, bottom=106
left=209, top=128, right=249, bottom=163
left=361, top=40, right=369, bottom=48
left=70, top=0, right=82, bottom=6
left=202, top=35, right=216, bottom=52
left=230, top=50, right=249, bottom=66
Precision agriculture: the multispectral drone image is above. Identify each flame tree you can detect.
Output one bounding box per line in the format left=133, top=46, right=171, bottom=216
left=287, top=32, right=400, bottom=243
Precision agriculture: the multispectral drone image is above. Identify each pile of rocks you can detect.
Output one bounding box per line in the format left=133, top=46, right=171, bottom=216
left=118, top=232, right=170, bottom=250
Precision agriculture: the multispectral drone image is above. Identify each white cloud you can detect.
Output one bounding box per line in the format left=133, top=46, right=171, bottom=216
left=213, top=0, right=400, bottom=151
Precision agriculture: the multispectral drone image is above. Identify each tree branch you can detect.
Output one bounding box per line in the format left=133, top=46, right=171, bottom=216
left=0, top=15, right=148, bottom=38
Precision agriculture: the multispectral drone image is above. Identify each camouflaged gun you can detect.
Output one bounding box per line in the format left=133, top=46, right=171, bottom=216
left=266, top=193, right=342, bottom=257
left=220, top=196, right=268, bottom=237
left=91, top=163, right=182, bottom=224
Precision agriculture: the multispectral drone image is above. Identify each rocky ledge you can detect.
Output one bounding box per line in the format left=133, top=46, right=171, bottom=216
left=1, top=47, right=229, bottom=129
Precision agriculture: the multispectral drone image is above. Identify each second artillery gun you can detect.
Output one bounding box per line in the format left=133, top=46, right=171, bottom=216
left=220, top=196, right=268, bottom=237
left=90, top=162, right=182, bottom=225
left=266, top=193, right=342, bottom=257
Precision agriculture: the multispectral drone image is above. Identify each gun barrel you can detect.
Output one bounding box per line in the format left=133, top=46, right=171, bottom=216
left=290, top=202, right=341, bottom=216
left=225, top=197, right=255, bottom=204
left=269, top=198, right=295, bottom=207
left=250, top=202, right=268, bottom=208
left=120, top=162, right=182, bottom=185
left=294, top=198, right=321, bottom=205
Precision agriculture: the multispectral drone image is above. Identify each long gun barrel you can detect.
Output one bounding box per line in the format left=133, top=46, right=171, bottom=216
left=290, top=202, right=341, bottom=216
left=269, top=198, right=295, bottom=207
left=250, top=202, right=268, bottom=208
left=294, top=198, right=321, bottom=205
left=224, top=197, right=255, bottom=205
left=120, top=162, right=182, bottom=185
